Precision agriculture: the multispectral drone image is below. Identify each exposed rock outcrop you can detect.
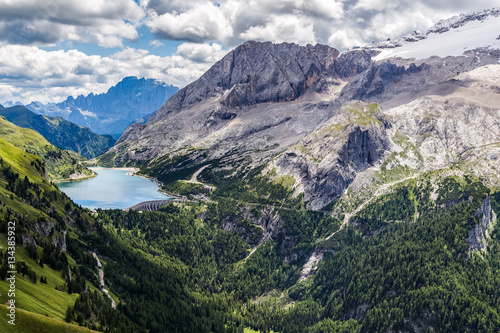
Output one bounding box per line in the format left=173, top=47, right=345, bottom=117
left=339, top=61, right=427, bottom=101
left=467, top=196, right=497, bottom=255
left=111, top=43, right=377, bottom=165
left=272, top=101, right=392, bottom=210
left=385, top=98, right=500, bottom=169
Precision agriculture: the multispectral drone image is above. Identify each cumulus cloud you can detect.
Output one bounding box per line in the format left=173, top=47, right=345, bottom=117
left=239, top=14, right=316, bottom=45
left=0, top=0, right=144, bottom=47
left=146, top=2, right=233, bottom=43
left=176, top=42, right=229, bottom=63
left=0, top=43, right=221, bottom=103
left=149, top=40, right=164, bottom=47
left=144, top=0, right=500, bottom=49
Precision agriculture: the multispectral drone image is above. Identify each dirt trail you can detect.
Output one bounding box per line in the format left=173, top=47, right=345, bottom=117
left=93, top=252, right=116, bottom=309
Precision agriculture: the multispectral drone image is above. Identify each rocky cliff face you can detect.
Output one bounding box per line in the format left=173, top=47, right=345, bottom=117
left=111, top=43, right=376, bottom=165
left=149, top=42, right=340, bottom=122
left=467, top=196, right=497, bottom=255
left=271, top=101, right=392, bottom=210
left=28, top=76, right=178, bottom=136
left=339, top=61, right=427, bottom=101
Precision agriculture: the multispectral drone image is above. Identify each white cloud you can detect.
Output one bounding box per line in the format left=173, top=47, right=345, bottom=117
left=327, top=30, right=363, bottom=50
left=0, top=43, right=221, bottom=103
left=146, top=2, right=233, bottom=43
left=144, top=0, right=500, bottom=50
left=176, top=42, right=229, bottom=63
left=149, top=40, right=164, bottom=47
left=239, top=14, right=316, bottom=45
left=0, top=0, right=144, bottom=47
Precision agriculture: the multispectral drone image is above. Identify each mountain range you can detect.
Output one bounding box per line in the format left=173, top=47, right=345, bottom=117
left=25, top=76, right=179, bottom=137
left=2, top=7, right=500, bottom=333
left=110, top=8, right=500, bottom=211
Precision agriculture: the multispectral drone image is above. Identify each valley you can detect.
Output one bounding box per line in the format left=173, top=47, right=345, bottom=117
left=0, top=6, right=499, bottom=333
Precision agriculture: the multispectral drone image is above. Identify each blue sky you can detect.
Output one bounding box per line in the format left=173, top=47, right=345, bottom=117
left=0, top=0, right=496, bottom=104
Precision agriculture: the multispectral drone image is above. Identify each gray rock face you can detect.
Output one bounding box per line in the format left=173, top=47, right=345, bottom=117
left=340, top=62, right=427, bottom=101
left=467, top=196, right=497, bottom=255
left=148, top=43, right=378, bottom=123
left=273, top=102, right=392, bottom=210
left=113, top=42, right=376, bottom=164
left=115, top=123, right=146, bottom=145
left=150, top=42, right=340, bottom=121
left=385, top=98, right=500, bottom=170
left=331, top=49, right=378, bottom=78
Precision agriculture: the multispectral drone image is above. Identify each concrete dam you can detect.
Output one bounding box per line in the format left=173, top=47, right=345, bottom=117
left=124, top=199, right=175, bottom=212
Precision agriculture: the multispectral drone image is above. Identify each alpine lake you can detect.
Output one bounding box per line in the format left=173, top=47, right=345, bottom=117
left=57, top=167, right=171, bottom=209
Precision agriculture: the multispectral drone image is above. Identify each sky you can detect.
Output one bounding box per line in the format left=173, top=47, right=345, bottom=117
left=0, top=0, right=497, bottom=104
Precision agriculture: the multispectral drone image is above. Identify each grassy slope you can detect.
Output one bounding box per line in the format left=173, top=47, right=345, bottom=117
left=0, top=105, right=114, bottom=159
left=0, top=138, right=45, bottom=182
left=0, top=139, right=97, bottom=329
left=0, top=305, right=99, bottom=333
left=0, top=138, right=66, bottom=222
left=0, top=117, right=92, bottom=181
left=0, top=234, right=79, bottom=320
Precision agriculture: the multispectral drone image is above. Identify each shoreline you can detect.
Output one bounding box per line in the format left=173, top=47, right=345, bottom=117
left=90, top=166, right=139, bottom=172
left=53, top=170, right=98, bottom=183
left=59, top=165, right=180, bottom=200
left=131, top=171, right=181, bottom=199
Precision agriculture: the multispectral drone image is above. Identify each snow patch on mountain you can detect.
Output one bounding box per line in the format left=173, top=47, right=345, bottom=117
left=374, top=8, right=500, bottom=60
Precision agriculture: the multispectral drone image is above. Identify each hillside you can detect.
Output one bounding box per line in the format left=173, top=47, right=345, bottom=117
left=0, top=105, right=114, bottom=159
left=0, top=136, right=143, bottom=332
left=109, top=9, right=500, bottom=212
left=1, top=7, right=500, bottom=333
left=0, top=305, right=99, bottom=333
left=0, top=117, right=93, bottom=181
left=28, top=76, right=179, bottom=136
left=90, top=9, right=500, bottom=331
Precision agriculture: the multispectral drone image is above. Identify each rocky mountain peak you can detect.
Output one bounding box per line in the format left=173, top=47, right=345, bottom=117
left=149, top=41, right=378, bottom=125
left=27, top=76, right=179, bottom=136
left=149, top=41, right=341, bottom=121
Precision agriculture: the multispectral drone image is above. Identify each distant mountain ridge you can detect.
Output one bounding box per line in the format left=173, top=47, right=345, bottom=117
left=0, top=105, right=114, bottom=159
left=26, top=76, right=179, bottom=136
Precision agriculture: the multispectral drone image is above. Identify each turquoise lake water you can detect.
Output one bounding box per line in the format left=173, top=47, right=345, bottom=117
left=57, top=167, right=171, bottom=209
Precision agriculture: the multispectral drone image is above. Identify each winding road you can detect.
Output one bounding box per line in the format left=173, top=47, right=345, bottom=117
left=181, top=165, right=216, bottom=190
